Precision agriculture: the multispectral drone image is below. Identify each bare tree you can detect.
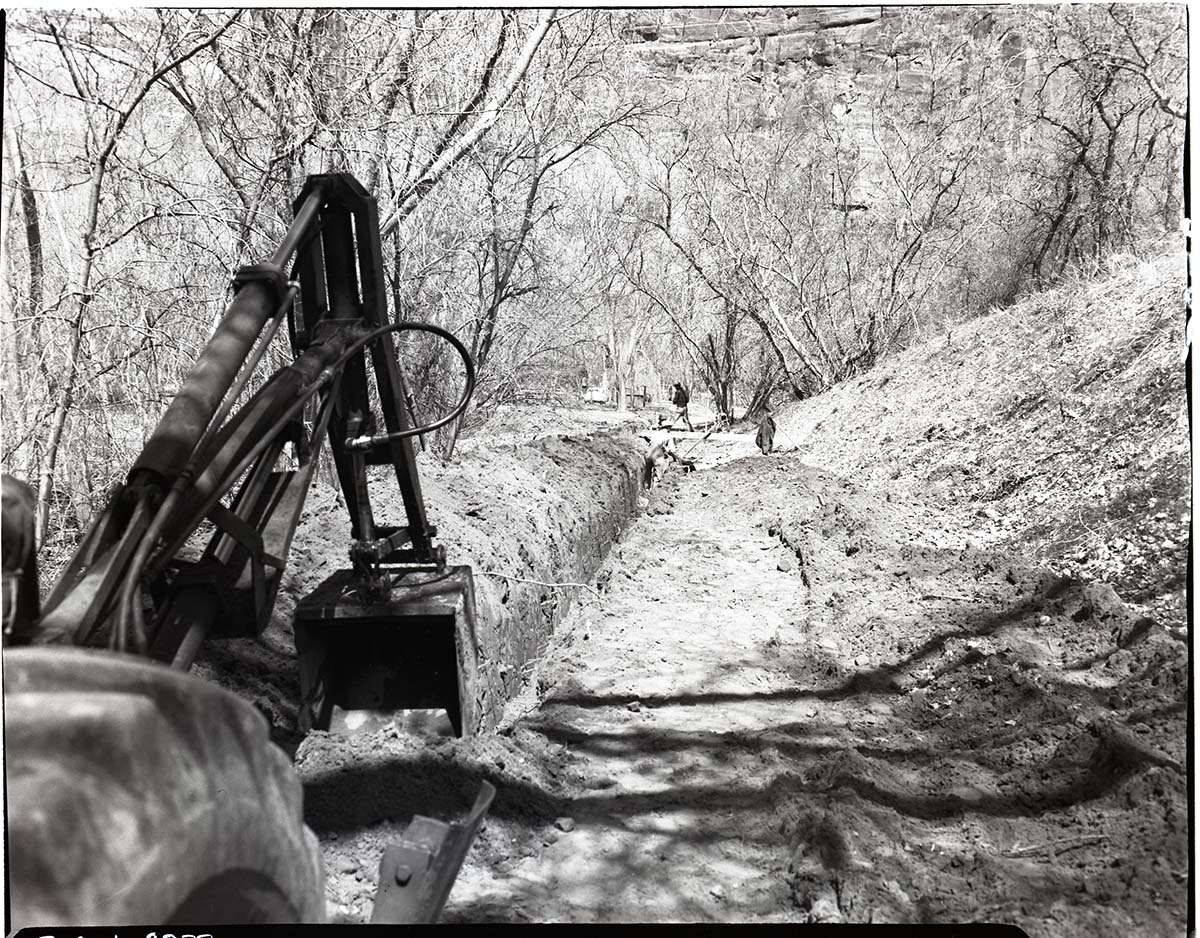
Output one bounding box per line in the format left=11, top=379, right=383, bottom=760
left=6, top=10, right=240, bottom=542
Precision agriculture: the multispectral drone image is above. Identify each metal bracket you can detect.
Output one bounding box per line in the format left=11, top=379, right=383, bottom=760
left=371, top=780, right=496, bottom=924
left=350, top=527, right=443, bottom=567
left=232, top=262, right=288, bottom=304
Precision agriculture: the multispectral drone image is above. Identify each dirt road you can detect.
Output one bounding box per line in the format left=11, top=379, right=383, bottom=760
left=438, top=438, right=1187, bottom=934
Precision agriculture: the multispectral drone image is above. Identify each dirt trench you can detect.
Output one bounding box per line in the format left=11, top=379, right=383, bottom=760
left=191, top=423, right=646, bottom=744
left=297, top=435, right=1187, bottom=933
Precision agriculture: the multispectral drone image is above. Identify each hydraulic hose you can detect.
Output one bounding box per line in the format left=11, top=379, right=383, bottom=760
left=342, top=322, right=476, bottom=450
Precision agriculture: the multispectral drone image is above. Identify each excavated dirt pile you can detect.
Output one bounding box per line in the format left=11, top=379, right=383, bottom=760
left=341, top=251, right=1184, bottom=934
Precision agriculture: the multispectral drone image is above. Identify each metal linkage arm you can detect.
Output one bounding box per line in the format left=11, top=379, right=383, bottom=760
left=289, top=174, right=439, bottom=566
left=36, top=186, right=328, bottom=647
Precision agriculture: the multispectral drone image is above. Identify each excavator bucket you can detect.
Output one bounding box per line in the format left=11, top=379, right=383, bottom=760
left=294, top=566, right=480, bottom=737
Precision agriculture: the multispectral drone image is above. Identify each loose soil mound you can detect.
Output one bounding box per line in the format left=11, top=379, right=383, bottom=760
left=339, top=253, right=1187, bottom=932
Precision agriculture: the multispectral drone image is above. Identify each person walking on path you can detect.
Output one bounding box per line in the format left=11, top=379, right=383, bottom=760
left=671, top=382, right=693, bottom=432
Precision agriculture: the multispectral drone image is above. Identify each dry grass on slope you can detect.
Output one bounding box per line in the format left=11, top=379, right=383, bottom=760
left=782, top=250, right=1189, bottom=628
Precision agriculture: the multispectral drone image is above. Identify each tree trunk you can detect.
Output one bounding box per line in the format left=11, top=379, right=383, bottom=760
left=743, top=307, right=814, bottom=396
left=13, top=132, right=43, bottom=320
left=37, top=163, right=102, bottom=547
left=0, top=131, right=25, bottom=475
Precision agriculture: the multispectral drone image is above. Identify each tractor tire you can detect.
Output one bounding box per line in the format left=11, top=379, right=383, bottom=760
left=167, top=870, right=302, bottom=925
left=3, top=647, right=324, bottom=931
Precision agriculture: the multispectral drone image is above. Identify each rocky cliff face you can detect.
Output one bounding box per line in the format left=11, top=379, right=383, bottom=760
left=624, top=6, right=889, bottom=81
left=621, top=7, right=1028, bottom=200
left=622, top=7, right=1018, bottom=84
left=622, top=8, right=902, bottom=199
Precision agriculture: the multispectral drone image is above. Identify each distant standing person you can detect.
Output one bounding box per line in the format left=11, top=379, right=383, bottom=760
left=756, top=411, right=777, bottom=455
left=671, top=382, right=693, bottom=432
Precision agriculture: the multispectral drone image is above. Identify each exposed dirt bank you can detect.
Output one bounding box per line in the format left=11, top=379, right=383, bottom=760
left=291, top=251, right=1186, bottom=928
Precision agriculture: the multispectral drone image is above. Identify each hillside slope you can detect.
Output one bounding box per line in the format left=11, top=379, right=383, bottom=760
left=780, top=251, right=1189, bottom=629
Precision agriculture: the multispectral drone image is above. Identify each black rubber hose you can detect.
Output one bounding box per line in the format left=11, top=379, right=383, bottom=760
left=340, top=321, right=476, bottom=450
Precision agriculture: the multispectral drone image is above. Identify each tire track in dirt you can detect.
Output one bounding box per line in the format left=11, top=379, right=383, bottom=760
left=444, top=448, right=1187, bottom=935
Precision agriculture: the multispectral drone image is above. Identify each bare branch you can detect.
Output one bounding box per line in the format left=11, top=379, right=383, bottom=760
left=380, top=9, right=559, bottom=236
